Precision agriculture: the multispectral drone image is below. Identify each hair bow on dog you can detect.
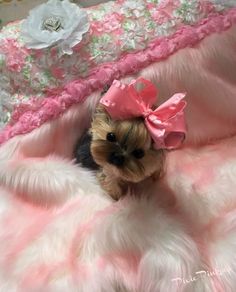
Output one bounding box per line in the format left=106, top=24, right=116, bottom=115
left=100, top=77, right=187, bottom=150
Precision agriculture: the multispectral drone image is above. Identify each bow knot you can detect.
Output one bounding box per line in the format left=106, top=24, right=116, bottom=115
left=100, top=78, right=187, bottom=150
left=143, top=109, right=152, bottom=118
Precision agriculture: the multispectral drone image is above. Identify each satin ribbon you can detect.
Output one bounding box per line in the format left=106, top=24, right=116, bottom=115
left=100, top=77, right=187, bottom=149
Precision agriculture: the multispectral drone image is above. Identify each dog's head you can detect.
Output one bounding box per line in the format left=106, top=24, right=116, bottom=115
left=90, top=105, right=164, bottom=183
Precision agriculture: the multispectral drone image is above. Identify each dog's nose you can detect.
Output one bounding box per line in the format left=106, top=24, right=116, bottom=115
left=108, top=152, right=125, bottom=167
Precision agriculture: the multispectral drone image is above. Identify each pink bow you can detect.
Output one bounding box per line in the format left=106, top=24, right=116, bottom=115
left=100, top=77, right=187, bottom=149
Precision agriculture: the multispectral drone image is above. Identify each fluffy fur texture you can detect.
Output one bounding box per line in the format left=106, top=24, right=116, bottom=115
left=0, top=24, right=236, bottom=292
left=90, top=105, right=164, bottom=200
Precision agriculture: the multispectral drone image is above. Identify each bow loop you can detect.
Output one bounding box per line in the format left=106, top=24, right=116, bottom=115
left=152, top=93, right=187, bottom=121
left=144, top=93, right=187, bottom=149
left=129, top=77, right=158, bottom=109
left=100, top=79, right=144, bottom=120
left=100, top=78, right=187, bottom=150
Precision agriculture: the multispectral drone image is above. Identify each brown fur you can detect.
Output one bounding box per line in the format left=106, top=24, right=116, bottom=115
left=90, top=105, right=164, bottom=200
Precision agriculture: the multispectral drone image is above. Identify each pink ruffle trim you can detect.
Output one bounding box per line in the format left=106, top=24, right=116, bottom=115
left=1, top=8, right=236, bottom=145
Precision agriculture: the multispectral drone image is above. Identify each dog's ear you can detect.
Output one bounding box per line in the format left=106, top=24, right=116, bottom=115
left=91, top=104, right=113, bottom=140
left=94, top=104, right=111, bottom=123
left=95, top=104, right=106, bottom=114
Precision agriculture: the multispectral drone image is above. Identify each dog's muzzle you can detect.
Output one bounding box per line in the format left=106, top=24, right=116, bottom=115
left=108, top=152, right=125, bottom=167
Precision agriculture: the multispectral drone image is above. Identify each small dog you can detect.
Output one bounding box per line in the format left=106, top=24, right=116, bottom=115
left=76, top=78, right=186, bottom=200
left=90, top=104, right=165, bottom=200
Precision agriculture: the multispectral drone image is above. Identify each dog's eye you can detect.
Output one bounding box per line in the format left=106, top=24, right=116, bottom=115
left=132, top=149, right=145, bottom=159
left=106, top=132, right=117, bottom=142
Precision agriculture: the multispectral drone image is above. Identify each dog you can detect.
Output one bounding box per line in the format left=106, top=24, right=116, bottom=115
left=74, top=80, right=164, bottom=201
left=0, top=1, right=236, bottom=290
left=90, top=104, right=165, bottom=200
left=88, top=78, right=186, bottom=200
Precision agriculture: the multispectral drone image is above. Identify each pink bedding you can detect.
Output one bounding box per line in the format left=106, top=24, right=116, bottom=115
left=0, top=0, right=236, bottom=291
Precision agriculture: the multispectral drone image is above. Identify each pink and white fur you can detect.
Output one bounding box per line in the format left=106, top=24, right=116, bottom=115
left=0, top=25, right=236, bottom=292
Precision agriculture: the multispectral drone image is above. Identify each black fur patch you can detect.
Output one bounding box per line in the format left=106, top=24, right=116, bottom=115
left=101, top=84, right=111, bottom=95
left=74, top=132, right=99, bottom=170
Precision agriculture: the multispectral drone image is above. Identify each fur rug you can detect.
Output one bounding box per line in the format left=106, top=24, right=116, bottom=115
left=0, top=1, right=236, bottom=291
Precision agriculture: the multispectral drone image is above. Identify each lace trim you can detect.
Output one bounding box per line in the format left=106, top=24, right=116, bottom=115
left=0, top=8, right=236, bottom=145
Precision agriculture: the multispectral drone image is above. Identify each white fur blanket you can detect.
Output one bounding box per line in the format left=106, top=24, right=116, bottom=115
left=0, top=1, right=236, bottom=291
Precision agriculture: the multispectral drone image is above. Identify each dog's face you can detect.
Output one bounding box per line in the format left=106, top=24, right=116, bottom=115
left=90, top=105, right=164, bottom=183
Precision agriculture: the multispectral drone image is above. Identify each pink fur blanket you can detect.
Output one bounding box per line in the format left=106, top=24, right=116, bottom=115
left=0, top=0, right=236, bottom=291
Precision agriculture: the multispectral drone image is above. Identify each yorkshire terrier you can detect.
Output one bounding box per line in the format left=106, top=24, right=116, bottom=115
left=89, top=105, right=164, bottom=200
left=75, top=78, right=186, bottom=200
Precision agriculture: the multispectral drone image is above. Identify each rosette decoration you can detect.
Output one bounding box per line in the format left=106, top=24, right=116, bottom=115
left=21, top=0, right=90, bottom=56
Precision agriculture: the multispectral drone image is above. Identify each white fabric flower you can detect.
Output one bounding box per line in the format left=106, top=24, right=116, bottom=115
left=21, top=0, right=90, bottom=56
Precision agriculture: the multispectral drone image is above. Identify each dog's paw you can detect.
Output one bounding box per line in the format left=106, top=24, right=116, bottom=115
left=97, top=171, right=127, bottom=201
